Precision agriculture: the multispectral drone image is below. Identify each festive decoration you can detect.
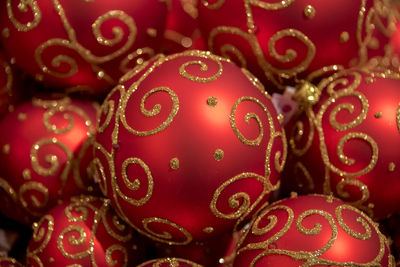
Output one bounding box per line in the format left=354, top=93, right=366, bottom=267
left=26, top=195, right=140, bottom=267
left=283, top=70, right=400, bottom=220
left=0, top=256, right=23, bottom=267
left=94, top=50, right=286, bottom=245
left=197, top=0, right=397, bottom=91
left=233, top=194, right=395, bottom=266
left=0, top=0, right=168, bottom=95
left=162, top=0, right=205, bottom=54
left=137, top=257, right=203, bottom=267
left=0, top=96, right=98, bottom=224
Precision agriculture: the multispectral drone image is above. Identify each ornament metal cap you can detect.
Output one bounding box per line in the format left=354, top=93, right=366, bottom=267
left=294, top=81, right=321, bottom=106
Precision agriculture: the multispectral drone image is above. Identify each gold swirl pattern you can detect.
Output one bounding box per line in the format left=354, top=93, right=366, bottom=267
left=336, top=178, right=371, bottom=216
left=335, top=204, right=372, bottom=240
left=293, top=161, right=314, bottom=191
left=116, top=157, right=154, bottom=206
left=19, top=182, right=49, bottom=216
left=58, top=225, right=89, bottom=259
left=27, top=215, right=54, bottom=256
left=268, top=29, right=316, bottom=75
left=119, top=86, right=179, bottom=137
left=210, top=172, right=276, bottom=220
left=65, top=202, right=89, bottom=223
left=289, top=112, right=315, bottom=157
left=105, top=244, right=128, bottom=267
left=235, top=196, right=389, bottom=267
left=0, top=177, right=17, bottom=204
left=35, top=38, right=79, bottom=78
left=220, top=44, right=247, bottom=68
left=179, top=59, right=223, bottom=83
left=119, top=48, right=155, bottom=73
left=142, top=217, right=192, bottom=245
left=201, top=0, right=225, bottom=10
left=7, top=0, right=42, bottom=31
left=98, top=99, right=115, bottom=133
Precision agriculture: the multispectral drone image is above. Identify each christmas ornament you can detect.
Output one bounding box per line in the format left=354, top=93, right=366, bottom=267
left=0, top=96, right=98, bottom=224
left=162, top=0, right=205, bottom=54
left=94, top=50, right=286, bottom=245
left=0, top=257, right=23, bottom=267
left=0, top=0, right=168, bottom=95
left=137, top=258, right=202, bottom=267
left=283, top=70, right=400, bottom=220
left=26, top=196, right=140, bottom=267
left=233, top=194, right=395, bottom=266
left=197, top=0, right=397, bottom=91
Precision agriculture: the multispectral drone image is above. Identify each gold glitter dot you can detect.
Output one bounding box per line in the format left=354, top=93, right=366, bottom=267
left=213, top=149, right=224, bottom=161
left=365, top=77, right=374, bottom=83
left=374, top=112, right=382, bottom=118
left=49, top=258, right=55, bottom=263
left=170, top=157, right=180, bottom=170
left=18, top=113, right=27, bottom=121
left=88, top=186, right=93, bottom=192
left=97, top=71, right=104, bottom=79
left=181, top=37, right=192, bottom=48
left=388, top=162, right=396, bottom=172
left=136, top=58, right=144, bottom=65
left=57, top=199, right=63, bottom=205
left=132, top=244, right=138, bottom=250
left=277, top=114, right=284, bottom=124
left=368, top=203, right=375, bottom=209
left=339, top=31, right=349, bottom=43
left=207, top=96, right=218, bottom=107
left=2, top=28, right=10, bottom=38
left=147, top=28, right=157, bottom=37
left=290, top=192, right=298, bottom=198
left=203, top=227, right=214, bottom=233
left=326, top=194, right=334, bottom=203
left=22, top=169, right=31, bottom=180
left=368, top=37, right=379, bottom=49
left=304, top=5, right=315, bottom=18
left=2, top=144, right=10, bottom=154
left=10, top=58, right=16, bottom=64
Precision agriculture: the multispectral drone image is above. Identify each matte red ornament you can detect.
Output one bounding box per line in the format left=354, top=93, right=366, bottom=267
left=26, top=196, right=140, bottom=267
left=233, top=194, right=395, bottom=266
left=94, top=50, right=286, bottom=245
left=0, top=0, right=168, bottom=95
left=282, top=70, right=400, bottom=220
left=0, top=257, right=23, bottom=267
left=197, top=0, right=396, bottom=92
left=162, top=0, right=205, bottom=54
left=137, top=258, right=203, bottom=267
left=0, top=96, right=98, bottom=224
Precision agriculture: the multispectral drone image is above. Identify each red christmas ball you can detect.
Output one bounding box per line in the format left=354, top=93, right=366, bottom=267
left=283, top=70, right=400, bottom=220
left=0, top=257, right=23, bottom=267
left=162, top=0, right=205, bottom=54
left=26, top=196, right=140, bottom=267
left=233, top=194, right=395, bottom=266
left=137, top=258, right=203, bottom=267
left=0, top=0, right=168, bottom=95
left=198, top=0, right=396, bottom=91
left=94, top=50, right=286, bottom=244
left=0, top=96, right=98, bottom=224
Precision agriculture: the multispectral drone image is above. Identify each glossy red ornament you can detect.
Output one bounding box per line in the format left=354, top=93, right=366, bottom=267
left=94, top=50, right=286, bottom=245
left=137, top=258, right=203, bottom=267
left=198, top=0, right=396, bottom=92
left=162, top=0, right=205, bottom=54
left=0, top=96, right=98, bottom=224
left=0, top=257, right=23, bottom=267
left=233, top=194, right=395, bottom=266
left=26, top=196, right=140, bottom=267
left=282, top=70, right=400, bottom=220
left=0, top=0, right=168, bottom=95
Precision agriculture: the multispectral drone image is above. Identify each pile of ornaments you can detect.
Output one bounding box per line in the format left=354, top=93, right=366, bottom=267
left=0, top=0, right=399, bottom=266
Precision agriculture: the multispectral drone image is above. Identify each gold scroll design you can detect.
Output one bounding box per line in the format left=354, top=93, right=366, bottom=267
left=289, top=109, right=315, bottom=157
left=315, top=71, right=377, bottom=213
left=119, top=47, right=155, bottom=73
left=7, top=0, right=42, bottom=32
left=18, top=181, right=49, bottom=217
left=210, top=96, right=285, bottom=230
left=34, top=1, right=137, bottom=81
left=141, top=217, right=193, bottom=245
left=26, top=214, right=55, bottom=266
left=357, top=0, right=397, bottom=68
left=58, top=197, right=130, bottom=267
left=201, top=0, right=294, bottom=11
left=136, top=258, right=203, bottom=267
left=208, top=26, right=315, bottom=89
left=0, top=177, right=18, bottom=211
